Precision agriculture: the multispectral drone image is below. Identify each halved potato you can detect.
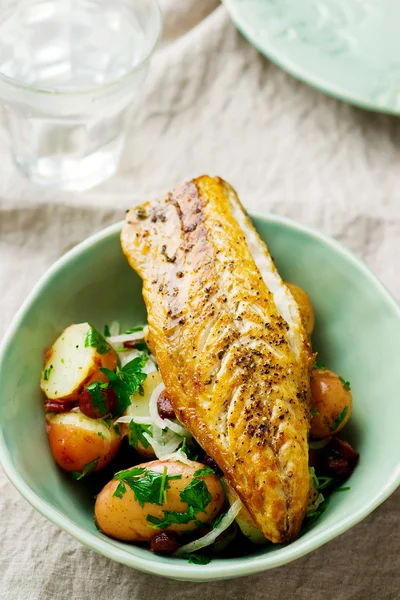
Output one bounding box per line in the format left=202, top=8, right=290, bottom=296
left=286, top=282, right=315, bottom=336
left=40, top=323, right=117, bottom=402
left=46, top=409, right=122, bottom=473
left=95, top=459, right=225, bottom=542
left=225, top=479, right=267, bottom=545
left=121, top=370, right=163, bottom=459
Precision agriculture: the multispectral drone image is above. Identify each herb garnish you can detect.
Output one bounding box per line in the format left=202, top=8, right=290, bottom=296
left=193, top=466, right=215, bottom=477
left=128, top=420, right=152, bottom=449
left=313, top=360, right=326, bottom=370
left=330, top=406, right=349, bottom=431
left=186, top=553, right=211, bottom=565
left=310, top=405, right=320, bottom=417
left=84, top=326, right=111, bottom=355
left=146, top=472, right=213, bottom=530
left=180, top=478, right=212, bottom=514
left=113, top=423, right=121, bottom=436
left=71, top=457, right=99, bottom=480
left=125, top=326, right=145, bottom=333
left=112, top=466, right=181, bottom=507
left=97, top=432, right=105, bottom=439
left=86, top=381, right=109, bottom=415
left=101, top=354, right=148, bottom=415
left=339, top=376, right=351, bottom=391
left=335, top=486, right=351, bottom=492
left=43, top=365, right=53, bottom=381
left=103, top=324, right=111, bottom=337
left=134, top=340, right=150, bottom=353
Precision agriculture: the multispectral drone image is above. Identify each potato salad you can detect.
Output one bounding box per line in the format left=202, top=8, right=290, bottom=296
left=40, top=288, right=359, bottom=562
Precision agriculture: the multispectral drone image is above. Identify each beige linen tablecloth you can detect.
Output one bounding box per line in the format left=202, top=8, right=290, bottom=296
left=0, top=2, right=399, bottom=598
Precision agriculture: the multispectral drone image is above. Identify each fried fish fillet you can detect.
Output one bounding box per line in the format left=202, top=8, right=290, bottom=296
left=121, top=176, right=312, bottom=543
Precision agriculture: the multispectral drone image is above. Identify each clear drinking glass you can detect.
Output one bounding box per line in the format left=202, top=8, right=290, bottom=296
left=0, top=0, right=162, bottom=191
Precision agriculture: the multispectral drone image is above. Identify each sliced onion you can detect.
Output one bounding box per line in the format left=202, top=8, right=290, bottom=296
left=149, top=382, right=191, bottom=437
left=115, top=416, right=153, bottom=425
left=109, top=321, right=120, bottom=337
left=108, top=331, right=145, bottom=345
left=309, top=437, right=331, bottom=450
left=175, top=498, right=243, bottom=556
left=160, top=449, right=193, bottom=466
left=143, top=431, right=182, bottom=458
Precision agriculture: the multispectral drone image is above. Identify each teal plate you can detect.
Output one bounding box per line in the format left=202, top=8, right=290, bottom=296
left=0, top=215, right=399, bottom=581
left=223, top=0, right=400, bottom=114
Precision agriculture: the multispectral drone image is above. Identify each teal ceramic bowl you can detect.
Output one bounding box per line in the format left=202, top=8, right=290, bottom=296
left=0, top=215, right=399, bottom=582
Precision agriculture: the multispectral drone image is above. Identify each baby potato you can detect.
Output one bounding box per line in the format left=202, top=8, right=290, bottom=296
left=46, top=409, right=122, bottom=473
left=95, top=459, right=224, bottom=542
left=225, top=479, right=267, bottom=545
left=310, top=369, right=352, bottom=438
left=121, top=370, right=163, bottom=459
left=286, top=282, right=315, bottom=336
left=40, top=323, right=117, bottom=402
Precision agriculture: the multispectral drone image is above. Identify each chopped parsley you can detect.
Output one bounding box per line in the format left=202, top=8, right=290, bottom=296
left=180, top=438, right=200, bottom=461
left=103, top=324, right=111, bottom=337
left=212, top=512, right=226, bottom=529
left=113, top=423, right=121, bottom=436
left=84, top=326, right=111, bottom=355
left=97, top=432, right=105, bottom=439
left=61, top=358, right=65, bottom=364
left=128, top=420, right=152, bottom=449
left=146, top=507, right=197, bottom=529
left=125, top=326, right=145, bottom=333
left=71, top=457, right=99, bottom=480
left=86, top=381, right=109, bottom=415
left=134, top=340, right=150, bottom=353
left=112, top=466, right=182, bottom=507
left=193, top=466, right=215, bottom=477
left=186, top=553, right=211, bottom=565
left=101, top=354, right=148, bottom=415
left=103, top=417, right=112, bottom=428
left=330, top=406, right=349, bottom=432
left=310, top=404, right=320, bottom=417
left=180, top=478, right=212, bottom=515
left=146, top=471, right=213, bottom=530
left=335, top=486, right=351, bottom=492
left=339, top=376, right=351, bottom=391
left=313, top=360, right=327, bottom=370
left=43, top=365, right=53, bottom=381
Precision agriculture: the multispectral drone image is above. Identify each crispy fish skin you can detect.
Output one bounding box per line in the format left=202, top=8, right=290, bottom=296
left=121, top=176, right=311, bottom=543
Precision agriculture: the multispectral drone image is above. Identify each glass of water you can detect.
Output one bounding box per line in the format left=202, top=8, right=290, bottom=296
left=0, top=0, right=162, bottom=191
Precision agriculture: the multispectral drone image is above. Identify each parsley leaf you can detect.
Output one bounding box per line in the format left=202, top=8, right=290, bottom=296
left=180, top=478, right=212, bottom=514
left=310, top=404, right=320, bottom=417
left=313, top=360, right=327, bottom=370
left=186, top=553, right=211, bottom=565
left=335, top=486, right=351, bottom=492
left=103, top=324, right=111, bottom=337
left=125, top=326, right=145, bottom=333
left=43, top=365, right=53, bottom=381
left=84, top=326, right=111, bottom=355
left=113, top=481, right=127, bottom=499
left=134, top=340, right=149, bottom=353
left=113, top=467, right=181, bottom=508
left=86, top=381, right=108, bottom=415
left=103, top=417, right=112, bottom=428
left=193, top=466, right=215, bottom=477
left=97, top=431, right=105, bottom=439
left=330, top=405, right=349, bottom=431
left=339, top=376, right=351, bottom=391
left=71, top=457, right=99, bottom=480
left=146, top=507, right=197, bottom=530
left=212, top=512, right=226, bottom=529
left=128, top=420, right=152, bottom=449
left=113, top=423, right=121, bottom=436
left=101, top=354, right=148, bottom=416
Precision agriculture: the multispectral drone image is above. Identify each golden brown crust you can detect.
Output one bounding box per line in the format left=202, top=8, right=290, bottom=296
left=121, top=176, right=311, bottom=542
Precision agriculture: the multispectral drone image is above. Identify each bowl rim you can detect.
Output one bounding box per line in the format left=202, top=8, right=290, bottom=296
left=0, top=213, right=399, bottom=581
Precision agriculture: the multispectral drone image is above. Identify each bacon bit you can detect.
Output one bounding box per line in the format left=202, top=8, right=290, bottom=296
left=150, top=531, right=179, bottom=554
left=157, top=391, right=176, bottom=419
left=319, top=437, right=359, bottom=481
left=45, top=400, right=79, bottom=413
